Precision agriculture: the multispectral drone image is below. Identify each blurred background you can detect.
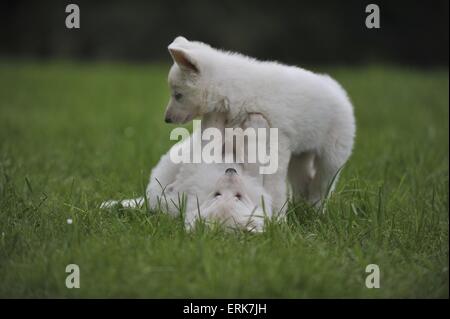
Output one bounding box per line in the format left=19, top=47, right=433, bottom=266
left=0, top=0, right=448, bottom=66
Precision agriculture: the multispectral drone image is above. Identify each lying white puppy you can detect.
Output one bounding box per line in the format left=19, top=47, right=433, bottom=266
left=164, top=36, right=356, bottom=214
left=101, top=113, right=272, bottom=232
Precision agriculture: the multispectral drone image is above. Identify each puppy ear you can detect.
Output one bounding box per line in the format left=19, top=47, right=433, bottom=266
left=168, top=45, right=199, bottom=73
left=173, top=36, right=189, bottom=44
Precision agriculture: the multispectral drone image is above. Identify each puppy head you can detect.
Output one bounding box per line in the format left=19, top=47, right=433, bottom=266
left=165, top=36, right=211, bottom=124
left=198, top=167, right=271, bottom=232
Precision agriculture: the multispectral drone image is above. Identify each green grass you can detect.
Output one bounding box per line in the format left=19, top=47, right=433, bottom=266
left=0, top=61, right=448, bottom=298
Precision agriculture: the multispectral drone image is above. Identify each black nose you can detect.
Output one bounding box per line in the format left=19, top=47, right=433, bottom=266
left=165, top=116, right=172, bottom=123
left=225, top=168, right=237, bottom=175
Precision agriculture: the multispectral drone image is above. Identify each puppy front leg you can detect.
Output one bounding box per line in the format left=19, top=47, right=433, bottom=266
left=201, top=112, right=226, bottom=137
left=184, top=200, right=210, bottom=231
left=241, top=113, right=290, bottom=216
left=240, top=113, right=270, bottom=183
left=145, top=151, right=182, bottom=213
left=262, top=135, right=291, bottom=218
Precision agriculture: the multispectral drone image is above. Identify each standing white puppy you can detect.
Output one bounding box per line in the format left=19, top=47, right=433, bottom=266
left=164, top=36, right=356, bottom=214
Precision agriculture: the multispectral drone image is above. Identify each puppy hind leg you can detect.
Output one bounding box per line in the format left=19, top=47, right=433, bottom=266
left=306, top=151, right=344, bottom=210
left=288, top=152, right=316, bottom=202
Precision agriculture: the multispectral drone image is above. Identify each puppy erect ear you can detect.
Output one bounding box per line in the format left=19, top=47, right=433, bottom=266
left=168, top=45, right=199, bottom=73
left=172, top=36, right=189, bottom=44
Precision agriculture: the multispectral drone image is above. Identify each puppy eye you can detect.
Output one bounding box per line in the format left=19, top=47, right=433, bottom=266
left=214, top=192, right=221, bottom=197
left=174, top=92, right=183, bottom=101
left=235, top=193, right=242, bottom=200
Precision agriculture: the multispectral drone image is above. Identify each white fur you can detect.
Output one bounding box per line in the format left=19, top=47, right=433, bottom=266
left=165, top=36, right=356, bottom=213
left=101, top=113, right=273, bottom=232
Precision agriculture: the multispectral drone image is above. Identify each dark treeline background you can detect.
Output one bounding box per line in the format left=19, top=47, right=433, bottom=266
left=0, top=0, right=448, bottom=66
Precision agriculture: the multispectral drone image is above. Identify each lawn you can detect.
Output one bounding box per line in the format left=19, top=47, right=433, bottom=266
left=0, top=61, right=448, bottom=298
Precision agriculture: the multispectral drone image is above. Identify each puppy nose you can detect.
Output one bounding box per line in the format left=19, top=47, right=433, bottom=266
left=225, top=168, right=237, bottom=175
left=165, top=116, right=172, bottom=123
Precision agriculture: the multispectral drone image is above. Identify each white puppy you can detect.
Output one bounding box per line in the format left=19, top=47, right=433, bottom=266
left=164, top=36, right=356, bottom=213
left=101, top=113, right=273, bottom=232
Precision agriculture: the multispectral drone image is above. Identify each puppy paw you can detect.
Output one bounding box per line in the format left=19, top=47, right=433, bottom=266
left=100, top=200, right=119, bottom=209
